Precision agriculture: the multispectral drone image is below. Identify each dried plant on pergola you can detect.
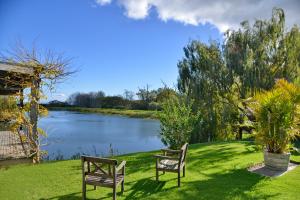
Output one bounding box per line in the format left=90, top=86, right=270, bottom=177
left=0, top=42, right=75, bottom=163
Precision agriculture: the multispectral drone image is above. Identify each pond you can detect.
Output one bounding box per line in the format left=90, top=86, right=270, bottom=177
left=39, top=111, right=164, bottom=160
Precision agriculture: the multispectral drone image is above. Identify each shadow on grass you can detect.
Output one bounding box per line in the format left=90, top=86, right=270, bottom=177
left=39, top=192, right=83, bottom=200
left=124, top=178, right=167, bottom=200
left=186, top=142, right=259, bottom=171
left=157, top=169, right=278, bottom=200
left=39, top=189, right=111, bottom=200
left=121, top=168, right=276, bottom=200
left=124, top=142, right=258, bottom=175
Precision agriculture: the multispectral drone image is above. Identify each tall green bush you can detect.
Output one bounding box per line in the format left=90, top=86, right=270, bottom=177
left=159, top=96, right=200, bottom=149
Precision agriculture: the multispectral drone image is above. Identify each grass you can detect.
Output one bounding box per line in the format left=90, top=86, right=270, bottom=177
left=47, top=107, right=158, bottom=119
left=1, top=141, right=300, bottom=200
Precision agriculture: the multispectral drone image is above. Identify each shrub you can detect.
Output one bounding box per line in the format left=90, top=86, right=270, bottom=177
left=159, top=96, right=200, bottom=149
left=249, top=79, right=300, bottom=153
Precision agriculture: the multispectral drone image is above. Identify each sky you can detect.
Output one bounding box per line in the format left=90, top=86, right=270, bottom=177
left=0, top=0, right=300, bottom=102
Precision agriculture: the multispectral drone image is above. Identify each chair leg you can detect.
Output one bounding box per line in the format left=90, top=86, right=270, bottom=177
left=178, top=170, right=181, bottom=187
left=113, top=187, right=117, bottom=200
left=183, top=166, right=186, bottom=177
left=82, top=182, right=86, bottom=200
left=121, top=180, right=124, bottom=194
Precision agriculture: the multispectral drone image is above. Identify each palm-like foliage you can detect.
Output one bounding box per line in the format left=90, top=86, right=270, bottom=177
left=249, top=79, right=300, bottom=153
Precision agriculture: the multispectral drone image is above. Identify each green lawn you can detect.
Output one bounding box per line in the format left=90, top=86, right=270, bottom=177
left=1, top=142, right=300, bottom=200
left=47, top=107, right=158, bottom=119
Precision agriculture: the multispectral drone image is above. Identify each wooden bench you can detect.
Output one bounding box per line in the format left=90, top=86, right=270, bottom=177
left=81, top=155, right=126, bottom=200
left=154, top=143, right=188, bottom=187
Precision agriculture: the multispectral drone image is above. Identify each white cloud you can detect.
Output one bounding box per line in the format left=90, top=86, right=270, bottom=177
left=120, top=0, right=152, bottom=19
left=96, top=0, right=112, bottom=6
left=95, top=0, right=300, bottom=32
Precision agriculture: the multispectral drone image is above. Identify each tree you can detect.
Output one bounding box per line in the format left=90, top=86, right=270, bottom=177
left=177, top=40, right=232, bottom=142
left=67, top=92, right=80, bottom=105
left=224, top=8, right=300, bottom=98
left=68, top=91, right=105, bottom=107
left=156, top=87, right=177, bottom=103
left=136, top=84, right=157, bottom=103
left=176, top=8, right=300, bottom=143
left=123, top=90, right=135, bottom=100
left=101, top=96, right=127, bottom=109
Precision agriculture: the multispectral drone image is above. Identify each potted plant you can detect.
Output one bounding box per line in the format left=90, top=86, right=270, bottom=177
left=249, top=79, right=300, bottom=171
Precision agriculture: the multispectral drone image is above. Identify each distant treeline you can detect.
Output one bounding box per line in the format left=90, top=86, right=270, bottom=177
left=47, top=86, right=176, bottom=111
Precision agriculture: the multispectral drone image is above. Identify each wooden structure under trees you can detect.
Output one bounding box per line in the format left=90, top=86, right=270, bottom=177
left=154, top=143, right=188, bottom=187
left=0, top=61, right=38, bottom=163
left=0, top=41, right=74, bottom=164
left=0, top=61, right=33, bottom=95
left=81, top=156, right=126, bottom=200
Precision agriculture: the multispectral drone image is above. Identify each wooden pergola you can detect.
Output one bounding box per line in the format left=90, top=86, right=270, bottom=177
left=0, top=61, right=38, bottom=163
left=0, top=61, right=34, bottom=96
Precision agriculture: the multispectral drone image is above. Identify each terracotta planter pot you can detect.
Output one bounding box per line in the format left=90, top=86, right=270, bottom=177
left=264, top=151, right=290, bottom=171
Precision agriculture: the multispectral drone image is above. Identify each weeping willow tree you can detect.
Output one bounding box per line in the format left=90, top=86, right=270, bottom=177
left=177, top=8, right=300, bottom=143
left=177, top=40, right=233, bottom=142
left=224, top=8, right=300, bottom=98
left=0, top=41, right=75, bottom=162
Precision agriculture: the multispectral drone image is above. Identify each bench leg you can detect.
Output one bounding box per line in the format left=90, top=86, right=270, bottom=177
left=82, top=182, right=86, bottom=200
left=183, top=166, right=186, bottom=177
left=94, top=185, right=96, bottom=190
left=113, top=187, right=117, bottom=200
left=156, top=168, right=159, bottom=181
left=178, top=170, right=181, bottom=187
left=121, top=180, right=124, bottom=194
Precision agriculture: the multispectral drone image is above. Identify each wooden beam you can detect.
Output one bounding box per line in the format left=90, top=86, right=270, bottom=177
left=0, top=62, right=34, bottom=75
left=0, top=62, right=33, bottom=95
left=0, top=86, right=23, bottom=90
left=0, top=89, right=20, bottom=95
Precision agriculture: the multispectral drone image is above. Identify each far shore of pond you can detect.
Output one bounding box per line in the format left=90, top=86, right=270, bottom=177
left=46, top=107, right=159, bottom=119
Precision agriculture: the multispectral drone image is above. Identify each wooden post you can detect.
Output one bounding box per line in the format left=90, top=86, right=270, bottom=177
left=19, top=89, right=24, bottom=108
left=30, top=76, right=40, bottom=163
left=19, top=89, right=24, bottom=132
left=177, top=169, right=181, bottom=187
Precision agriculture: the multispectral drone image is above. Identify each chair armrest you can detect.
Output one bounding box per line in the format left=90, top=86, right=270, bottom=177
left=116, top=161, right=126, bottom=172
left=161, top=149, right=181, bottom=154
left=153, top=154, right=179, bottom=160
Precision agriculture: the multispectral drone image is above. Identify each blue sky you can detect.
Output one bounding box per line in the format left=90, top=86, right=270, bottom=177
left=0, top=0, right=223, bottom=101
left=1, top=0, right=299, bottom=102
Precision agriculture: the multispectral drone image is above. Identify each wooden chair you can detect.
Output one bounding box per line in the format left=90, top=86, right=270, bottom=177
left=81, top=155, right=126, bottom=200
left=154, top=143, right=188, bottom=187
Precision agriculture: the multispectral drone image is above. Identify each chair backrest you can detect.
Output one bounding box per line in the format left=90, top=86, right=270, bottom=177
left=81, top=155, right=118, bottom=178
left=180, top=143, right=188, bottom=164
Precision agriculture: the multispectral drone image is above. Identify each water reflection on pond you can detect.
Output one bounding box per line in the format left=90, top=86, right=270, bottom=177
left=39, top=111, right=164, bottom=160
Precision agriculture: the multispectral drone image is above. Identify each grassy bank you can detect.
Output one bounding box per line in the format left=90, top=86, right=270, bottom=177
left=47, top=107, right=159, bottom=119
left=1, top=142, right=300, bottom=200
